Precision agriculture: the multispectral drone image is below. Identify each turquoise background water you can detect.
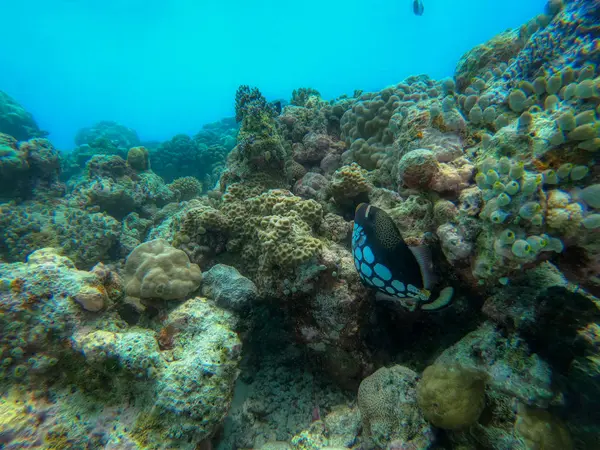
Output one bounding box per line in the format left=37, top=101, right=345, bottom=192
left=0, top=0, right=546, bottom=148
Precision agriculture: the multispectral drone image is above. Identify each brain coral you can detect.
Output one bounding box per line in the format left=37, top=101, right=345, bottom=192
left=357, top=365, right=433, bottom=448
left=124, top=239, right=202, bottom=300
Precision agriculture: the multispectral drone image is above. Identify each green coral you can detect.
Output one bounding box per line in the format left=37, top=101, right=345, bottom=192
left=290, top=87, right=322, bottom=107
left=126, top=146, right=151, bottom=171
left=169, top=176, right=203, bottom=201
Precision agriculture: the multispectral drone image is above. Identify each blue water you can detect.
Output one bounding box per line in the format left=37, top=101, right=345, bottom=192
left=1, top=0, right=545, bottom=149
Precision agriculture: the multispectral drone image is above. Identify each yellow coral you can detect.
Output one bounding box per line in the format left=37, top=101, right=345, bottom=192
left=330, top=163, right=372, bottom=202
left=126, top=146, right=150, bottom=171
left=417, top=364, right=487, bottom=430
left=546, top=190, right=583, bottom=234
left=514, top=405, right=573, bottom=450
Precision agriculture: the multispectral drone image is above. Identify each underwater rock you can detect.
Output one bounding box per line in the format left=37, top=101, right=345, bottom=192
left=155, top=297, right=241, bottom=442
left=0, top=248, right=113, bottom=313
left=293, top=132, right=333, bottom=164
left=482, top=262, right=600, bottom=380
left=0, top=250, right=241, bottom=448
left=201, top=263, right=258, bottom=312
left=293, top=172, right=329, bottom=201
left=72, top=328, right=164, bottom=377
left=437, top=222, right=473, bottom=262
left=119, top=212, right=153, bottom=258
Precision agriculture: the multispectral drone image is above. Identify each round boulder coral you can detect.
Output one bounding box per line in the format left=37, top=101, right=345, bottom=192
left=358, top=365, right=433, bottom=448
left=416, top=364, right=487, bottom=430
left=126, top=146, right=150, bottom=171
left=124, top=239, right=202, bottom=300
left=397, top=149, right=440, bottom=189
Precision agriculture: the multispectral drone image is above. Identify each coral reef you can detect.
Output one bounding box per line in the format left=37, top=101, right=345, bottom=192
left=0, top=248, right=241, bottom=449
left=150, top=117, right=237, bottom=187
left=75, top=120, right=140, bottom=149
left=0, top=91, right=48, bottom=141
left=0, top=134, right=63, bottom=199
left=1, top=2, right=600, bottom=448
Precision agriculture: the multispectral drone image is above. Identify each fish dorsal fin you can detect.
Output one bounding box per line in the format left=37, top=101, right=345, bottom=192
left=408, top=245, right=438, bottom=290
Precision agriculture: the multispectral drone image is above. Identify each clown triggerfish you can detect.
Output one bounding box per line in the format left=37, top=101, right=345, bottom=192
left=413, top=0, right=424, bottom=16
left=352, top=203, right=453, bottom=311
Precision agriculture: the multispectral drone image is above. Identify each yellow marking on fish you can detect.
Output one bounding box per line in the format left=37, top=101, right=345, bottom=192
left=365, top=204, right=372, bottom=218
left=419, top=288, right=431, bottom=300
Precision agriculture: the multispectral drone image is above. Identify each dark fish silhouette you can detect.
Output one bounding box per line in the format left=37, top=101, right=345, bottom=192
left=413, top=0, right=424, bottom=16
left=270, top=99, right=283, bottom=115
left=352, top=203, right=453, bottom=311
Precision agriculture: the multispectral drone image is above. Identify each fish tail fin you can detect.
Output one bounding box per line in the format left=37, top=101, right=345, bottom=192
left=408, top=245, right=438, bottom=290
left=421, top=286, right=454, bottom=311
